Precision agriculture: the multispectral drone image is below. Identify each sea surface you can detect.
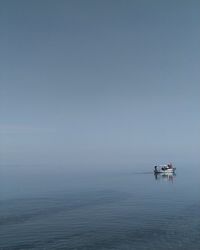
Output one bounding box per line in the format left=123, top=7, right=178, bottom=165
left=0, top=164, right=200, bottom=250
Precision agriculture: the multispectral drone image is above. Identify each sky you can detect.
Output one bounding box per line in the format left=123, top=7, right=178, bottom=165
left=0, top=0, right=200, bottom=167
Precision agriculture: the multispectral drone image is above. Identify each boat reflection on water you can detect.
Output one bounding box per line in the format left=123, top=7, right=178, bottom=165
left=154, top=172, right=176, bottom=183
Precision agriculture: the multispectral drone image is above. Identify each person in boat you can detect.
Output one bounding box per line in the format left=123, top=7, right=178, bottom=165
left=154, top=166, right=158, bottom=172
left=161, top=166, right=168, bottom=171
left=168, top=163, right=173, bottom=169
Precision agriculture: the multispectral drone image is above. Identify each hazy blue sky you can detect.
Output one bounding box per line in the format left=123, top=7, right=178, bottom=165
left=1, top=0, right=200, bottom=166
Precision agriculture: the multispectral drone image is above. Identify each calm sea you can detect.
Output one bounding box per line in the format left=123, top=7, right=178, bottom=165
left=0, top=164, right=200, bottom=250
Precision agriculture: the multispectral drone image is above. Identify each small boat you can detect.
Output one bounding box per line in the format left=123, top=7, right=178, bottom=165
left=154, top=163, right=176, bottom=174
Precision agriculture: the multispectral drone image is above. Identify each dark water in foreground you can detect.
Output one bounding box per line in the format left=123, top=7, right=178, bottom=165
left=0, top=164, right=200, bottom=250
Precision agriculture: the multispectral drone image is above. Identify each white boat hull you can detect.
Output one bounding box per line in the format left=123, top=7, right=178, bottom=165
left=154, top=169, right=175, bottom=174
